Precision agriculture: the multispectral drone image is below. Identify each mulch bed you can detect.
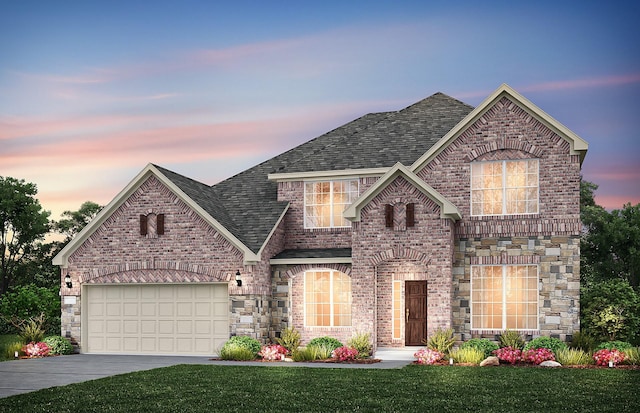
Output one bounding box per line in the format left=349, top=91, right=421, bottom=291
left=209, top=357, right=381, bottom=364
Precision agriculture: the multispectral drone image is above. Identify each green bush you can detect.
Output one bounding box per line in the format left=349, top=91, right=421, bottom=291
left=0, top=284, right=60, bottom=334
left=43, top=336, right=73, bottom=355
left=524, top=336, right=568, bottom=356
left=3, top=341, right=24, bottom=360
left=449, top=347, right=485, bottom=365
left=622, top=347, right=640, bottom=365
left=424, top=328, right=455, bottom=354
left=347, top=332, right=372, bottom=359
left=460, top=338, right=499, bottom=358
left=570, top=331, right=596, bottom=351
left=308, top=336, right=342, bottom=352
left=291, top=346, right=319, bottom=362
left=18, top=315, right=46, bottom=343
left=275, top=327, right=301, bottom=354
left=498, top=330, right=525, bottom=350
left=219, top=336, right=261, bottom=360
left=581, top=279, right=640, bottom=343
left=596, top=340, right=633, bottom=351
left=556, top=348, right=593, bottom=366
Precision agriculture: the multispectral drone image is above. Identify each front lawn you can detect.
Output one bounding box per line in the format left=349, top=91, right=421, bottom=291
left=0, top=364, right=639, bottom=412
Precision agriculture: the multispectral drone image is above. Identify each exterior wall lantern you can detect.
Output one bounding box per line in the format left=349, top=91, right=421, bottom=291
left=235, top=270, right=242, bottom=287
left=65, top=274, right=73, bottom=288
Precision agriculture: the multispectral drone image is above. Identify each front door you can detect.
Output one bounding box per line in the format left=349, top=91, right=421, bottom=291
left=405, top=281, right=427, bottom=345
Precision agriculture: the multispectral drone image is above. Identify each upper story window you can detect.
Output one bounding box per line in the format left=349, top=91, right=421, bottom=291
left=471, top=159, right=539, bottom=216
left=304, top=180, right=358, bottom=228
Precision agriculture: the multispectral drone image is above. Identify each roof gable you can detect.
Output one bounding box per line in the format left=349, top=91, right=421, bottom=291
left=53, top=164, right=261, bottom=267
left=343, top=162, right=461, bottom=222
left=411, top=84, right=589, bottom=172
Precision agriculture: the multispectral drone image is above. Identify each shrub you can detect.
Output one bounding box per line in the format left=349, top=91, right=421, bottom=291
left=414, top=348, right=443, bottom=365
left=523, top=336, right=568, bottom=357
left=18, top=315, right=46, bottom=343
left=347, top=332, right=372, bottom=359
left=521, top=348, right=555, bottom=365
left=593, top=348, right=626, bottom=366
left=258, top=344, right=287, bottom=361
left=308, top=336, right=343, bottom=352
left=310, top=344, right=334, bottom=360
left=42, top=336, right=74, bottom=355
left=275, top=327, right=301, bottom=354
left=219, top=336, right=261, bottom=360
left=424, top=328, right=455, bottom=354
left=622, top=347, right=640, bottom=365
left=449, top=347, right=485, bottom=365
left=556, top=348, right=593, bottom=366
left=333, top=346, right=359, bottom=361
left=22, top=341, right=50, bottom=357
left=596, top=341, right=633, bottom=351
left=219, top=345, right=256, bottom=361
left=4, top=341, right=24, bottom=359
left=581, top=279, right=640, bottom=343
left=498, top=330, right=525, bottom=350
left=0, top=284, right=60, bottom=334
left=291, top=346, right=319, bottom=362
left=460, top=338, right=499, bottom=358
left=570, top=331, right=596, bottom=351
left=493, top=346, right=522, bottom=364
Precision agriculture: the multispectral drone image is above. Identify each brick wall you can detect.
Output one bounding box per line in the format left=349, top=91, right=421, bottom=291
left=61, top=174, right=271, bottom=349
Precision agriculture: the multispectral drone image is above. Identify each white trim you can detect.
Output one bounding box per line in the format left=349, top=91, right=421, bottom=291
left=343, top=162, right=461, bottom=222
left=268, top=168, right=387, bottom=182
left=411, top=83, right=588, bottom=172
left=270, top=257, right=352, bottom=265
left=53, top=164, right=258, bottom=268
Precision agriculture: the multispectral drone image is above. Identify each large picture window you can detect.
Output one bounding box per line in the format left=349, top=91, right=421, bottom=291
left=304, top=270, right=352, bottom=327
left=304, top=180, right=358, bottom=228
left=471, top=265, right=538, bottom=330
left=471, top=159, right=538, bottom=216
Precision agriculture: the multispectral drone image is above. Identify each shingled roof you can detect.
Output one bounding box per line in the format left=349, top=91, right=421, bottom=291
left=157, top=92, right=473, bottom=254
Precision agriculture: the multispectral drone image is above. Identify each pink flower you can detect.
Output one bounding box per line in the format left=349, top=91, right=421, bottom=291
left=521, top=348, right=555, bottom=365
left=593, top=349, right=626, bottom=366
left=259, top=344, right=288, bottom=361
left=333, top=346, right=359, bottom=361
left=493, top=347, right=522, bottom=364
left=22, top=342, right=50, bottom=357
left=414, top=348, right=444, bottom=365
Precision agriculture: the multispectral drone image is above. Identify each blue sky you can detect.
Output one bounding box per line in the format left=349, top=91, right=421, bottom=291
left=1, top=1, right=638, bottom=219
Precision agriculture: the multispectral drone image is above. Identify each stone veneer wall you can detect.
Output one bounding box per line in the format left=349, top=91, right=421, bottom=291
left=451, top=235, right=580, bottom=343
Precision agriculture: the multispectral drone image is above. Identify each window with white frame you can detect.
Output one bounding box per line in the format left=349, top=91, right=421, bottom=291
left=304, top=270, right=352, bottom=327
left=471, top=159, right=539, bottom=216
left=471, top=265, right=538, bottom=330
left=304, top=180, right=358, bottom=228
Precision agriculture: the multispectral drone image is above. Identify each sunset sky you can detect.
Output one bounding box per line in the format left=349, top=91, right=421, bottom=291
left=1, top=1, right=639, bottom=222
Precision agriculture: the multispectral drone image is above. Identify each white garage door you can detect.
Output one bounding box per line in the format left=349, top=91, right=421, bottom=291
left=85, top=284, right=228, bottom=355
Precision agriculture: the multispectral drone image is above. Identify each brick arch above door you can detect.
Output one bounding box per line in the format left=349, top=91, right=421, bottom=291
left=80, top=262, right=231, bottom=284
left=369, top=246, right=431, bottom=267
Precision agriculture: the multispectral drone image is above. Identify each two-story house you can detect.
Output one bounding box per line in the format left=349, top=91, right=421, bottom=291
left=53, top=84, right=587, bottom=355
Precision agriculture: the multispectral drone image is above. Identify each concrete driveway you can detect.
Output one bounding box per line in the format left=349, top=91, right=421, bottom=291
left=0, top=349, right=414, bottom=399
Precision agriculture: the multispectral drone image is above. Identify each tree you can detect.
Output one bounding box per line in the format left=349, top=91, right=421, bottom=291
left=54, top=201, right=102, bottom=241
left=0, top=176, right=50, bottom=296
left=580, top=179, right=640, bottom=288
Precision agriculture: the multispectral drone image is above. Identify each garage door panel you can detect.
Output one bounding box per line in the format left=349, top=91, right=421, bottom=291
left=86, top=284, right=227, bottom=355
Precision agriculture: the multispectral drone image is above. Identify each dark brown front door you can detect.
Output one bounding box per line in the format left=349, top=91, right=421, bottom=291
left=405, top=281, right=427, bottom=345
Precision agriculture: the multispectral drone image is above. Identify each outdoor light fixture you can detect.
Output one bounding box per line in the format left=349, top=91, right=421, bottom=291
left=65, top=274, right=73, bottom=288
left=235, top=270, right=242, bottom=287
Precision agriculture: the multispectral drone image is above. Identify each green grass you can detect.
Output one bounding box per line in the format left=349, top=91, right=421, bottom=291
left=0, top=364, right=638, bottom=412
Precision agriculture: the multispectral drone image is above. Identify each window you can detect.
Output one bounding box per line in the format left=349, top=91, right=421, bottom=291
left=304, top=180, right=358, bottom=228
left=471, top=265, right=538, bottom=330
left=304, top=270, right=352, bottom=327
left=471, top=159, right=538, bottom=215
left=392, top=280, right=402, bottom=339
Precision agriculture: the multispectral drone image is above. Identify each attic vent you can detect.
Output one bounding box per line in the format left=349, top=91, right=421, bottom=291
left=406, top=203, right=415, bottom=227
left=140, top=213, right=165, bottom=237
left=385, top=204, right=393, bottom=228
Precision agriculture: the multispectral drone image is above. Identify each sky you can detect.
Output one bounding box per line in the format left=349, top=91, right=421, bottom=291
left=1, top=0, right=639, bottom=222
